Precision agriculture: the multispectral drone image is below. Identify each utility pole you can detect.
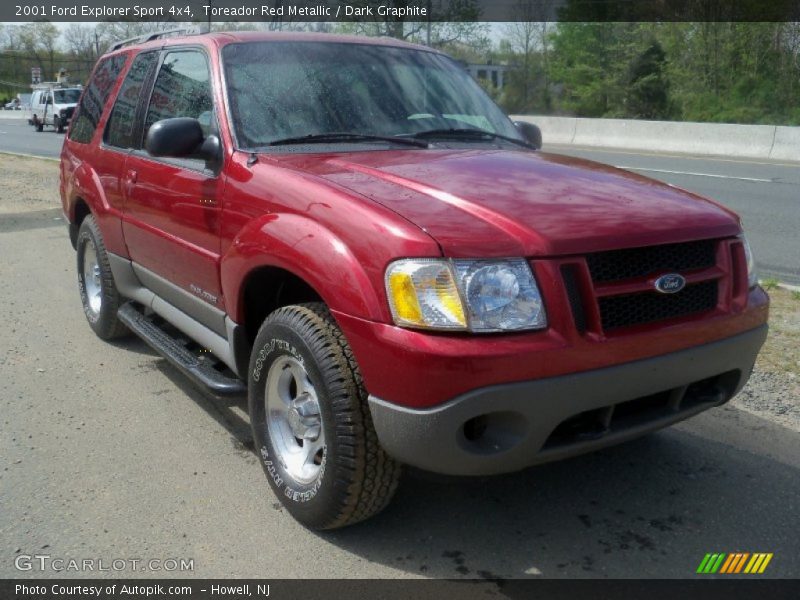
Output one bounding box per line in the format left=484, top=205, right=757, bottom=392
left=94, top=31, right=100, bottom=58
left=426, top=0, right=432, bottom=46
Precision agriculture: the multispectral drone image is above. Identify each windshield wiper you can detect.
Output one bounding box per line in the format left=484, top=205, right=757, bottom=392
left=405, top=128, right=536, bottom=149
left=268, top=132, right=428, bottom=148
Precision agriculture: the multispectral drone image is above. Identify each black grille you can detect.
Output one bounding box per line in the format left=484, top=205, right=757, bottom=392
left=586, top=239, right=717, bottom=283
left=561, top=265, right=587, bottom=334
left=62, top=106, right=75, bottom=120
left=599, top=280, right=718, bottom=331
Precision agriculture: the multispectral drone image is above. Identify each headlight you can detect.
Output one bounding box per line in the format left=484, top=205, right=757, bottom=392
left=385, top=258, right=547, bottom=332
left=385, top=259, right=467, bottom=330
left=738, top=234, right=757, bottom=288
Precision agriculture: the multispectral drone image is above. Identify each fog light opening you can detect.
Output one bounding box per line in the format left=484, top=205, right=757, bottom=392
left=459, top=411, right=528, bottom=455
left=463, top=415, right=489, bottom=441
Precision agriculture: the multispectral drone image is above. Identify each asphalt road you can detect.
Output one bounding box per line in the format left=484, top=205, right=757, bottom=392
left=1, top=169, right=799, bottom=580
left=0, top=118, right=63, bottom=161
left=0, top=118, right=797, bottom=283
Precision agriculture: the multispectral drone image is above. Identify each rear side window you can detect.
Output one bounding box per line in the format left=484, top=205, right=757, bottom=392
left=69, top=54, right=127, bottom=144
left=144, top=50, right=213, bottom=138
left=105, top=51, right=158, bottom=149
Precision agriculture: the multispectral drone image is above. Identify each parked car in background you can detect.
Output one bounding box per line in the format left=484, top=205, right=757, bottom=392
left=18, top=93, right=32, bottom=111
left=4, top=98, right=21, bottom=110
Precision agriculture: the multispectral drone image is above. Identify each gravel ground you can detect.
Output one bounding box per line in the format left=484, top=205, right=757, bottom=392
left=0, top=153, right=60, bottom=215
left=735, top=287, right=800, bottom=431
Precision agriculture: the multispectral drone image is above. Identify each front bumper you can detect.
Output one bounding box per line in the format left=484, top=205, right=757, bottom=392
left=368, top=325, right=767, bottom=476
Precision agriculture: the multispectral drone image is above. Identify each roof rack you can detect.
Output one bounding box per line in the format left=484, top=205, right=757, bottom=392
left=108, top=27, right=200, bottom=52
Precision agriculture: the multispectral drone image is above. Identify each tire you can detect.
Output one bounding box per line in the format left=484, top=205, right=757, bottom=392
left=76, top=215, right=129, bottom=340
left=35, top=119, right=43, bottom=132
left=55, top=117, right=64, bottom=133
left=248, top=303, right=401, bottom=529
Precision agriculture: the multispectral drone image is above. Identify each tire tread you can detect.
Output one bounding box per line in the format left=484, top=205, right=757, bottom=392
left=78, top=215, right=129, bottom=340
left=259, top=303, right=401, bottom=529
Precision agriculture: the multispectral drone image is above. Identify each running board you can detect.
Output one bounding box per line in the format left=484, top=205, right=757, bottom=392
left=118, top=302, right=246, bottom=397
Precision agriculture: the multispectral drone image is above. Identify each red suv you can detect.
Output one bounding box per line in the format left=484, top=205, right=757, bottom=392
left=60, top=31, right=768, bottom=529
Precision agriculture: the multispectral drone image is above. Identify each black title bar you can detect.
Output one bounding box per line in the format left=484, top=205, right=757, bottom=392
left=4, top=0, right=800, bottom=23
left=3, top=579, right=800, bottom=600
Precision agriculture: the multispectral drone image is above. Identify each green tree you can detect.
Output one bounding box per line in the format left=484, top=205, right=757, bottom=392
left=548, top=22, right=645, bottom=117
left=626, top=41, right=670, bottom=119
left=502, top=0, right=555, bottom=113
left=18, top=22, right=60, bottom=81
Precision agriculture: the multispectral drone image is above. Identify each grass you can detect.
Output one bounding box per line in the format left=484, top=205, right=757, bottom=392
left=760, top=278, right=780, bottom=291
left=757, top=287, right=800, bottom=376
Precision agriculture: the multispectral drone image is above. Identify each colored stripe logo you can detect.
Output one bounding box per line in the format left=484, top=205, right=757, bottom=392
left=697, top=553, right=773, bottom=574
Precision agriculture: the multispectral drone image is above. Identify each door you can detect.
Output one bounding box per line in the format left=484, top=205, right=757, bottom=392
left=30, top=91, right=41, bottom=120
left=43, top=91, right=54, bottom=125
left=120, top=49, right=225, bottom=330
left=96, top=51, right=159, bottom=252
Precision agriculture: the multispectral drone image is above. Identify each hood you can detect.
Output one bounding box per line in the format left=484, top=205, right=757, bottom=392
left=270, top=148, right=741, bottom=257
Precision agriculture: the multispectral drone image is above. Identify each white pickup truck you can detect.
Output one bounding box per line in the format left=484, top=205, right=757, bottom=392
left=31, top=87, right=82, bottom=133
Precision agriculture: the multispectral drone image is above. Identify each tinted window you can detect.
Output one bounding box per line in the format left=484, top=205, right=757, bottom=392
left=105, top=51, right=158, bottom=148
left=69, top=55, right=127, bottom=144
left=54, top=89, right=82, bottom=104
left=144, top=51, right=213, bottom=138
left=222, top=42, right=519, bottom=149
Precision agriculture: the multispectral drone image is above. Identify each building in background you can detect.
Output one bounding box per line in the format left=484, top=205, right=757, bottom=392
left=465, top=61, right=515, bottom=91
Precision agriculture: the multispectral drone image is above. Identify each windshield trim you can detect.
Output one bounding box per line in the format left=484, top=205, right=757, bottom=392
left=218, top=40, right=521, bottom=155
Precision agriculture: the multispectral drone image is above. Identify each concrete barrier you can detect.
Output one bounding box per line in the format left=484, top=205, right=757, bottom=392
left=770, top=126, right=800, bottom=162
left=512, top=115, right=799, bottom=162
left=516, top=115, right=577, bottom=145
left=0, top=109, right=31, bottom=121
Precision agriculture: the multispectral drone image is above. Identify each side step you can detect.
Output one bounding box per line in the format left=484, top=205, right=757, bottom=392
left=118, top=302, right=246, bottom=397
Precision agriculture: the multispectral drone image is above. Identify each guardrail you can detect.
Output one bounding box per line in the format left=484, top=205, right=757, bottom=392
left=512, top=115, right=799, bottom=162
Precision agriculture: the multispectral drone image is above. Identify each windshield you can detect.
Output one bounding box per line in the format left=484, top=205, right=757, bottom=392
left=53, top=89, right=81, bottom=104
left=222, top=41, right=521, bottom=150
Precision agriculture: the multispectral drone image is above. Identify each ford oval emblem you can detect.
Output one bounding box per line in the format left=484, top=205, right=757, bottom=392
left=654, top=273, right=686, bottom=294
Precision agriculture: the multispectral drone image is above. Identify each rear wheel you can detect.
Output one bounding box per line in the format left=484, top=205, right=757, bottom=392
left=55, top=116, right=64, bottom=133
left=76, top=215, right=128, bottom=340
left=248, top=303, right=401, bottom=529
left=35, top=116, right=43, bottom=132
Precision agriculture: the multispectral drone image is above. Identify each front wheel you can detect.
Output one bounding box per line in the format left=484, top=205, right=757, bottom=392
left=248, top=303, right=401, bottom=529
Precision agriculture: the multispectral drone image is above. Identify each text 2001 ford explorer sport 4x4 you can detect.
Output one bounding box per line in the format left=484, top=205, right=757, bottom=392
left=60, top=31, right=768, bottom=529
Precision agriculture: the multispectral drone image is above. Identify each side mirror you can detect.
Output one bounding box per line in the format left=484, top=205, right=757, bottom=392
left=146, top=117, right=221, bottom=170
left=513, top=121, right=542, bottom=150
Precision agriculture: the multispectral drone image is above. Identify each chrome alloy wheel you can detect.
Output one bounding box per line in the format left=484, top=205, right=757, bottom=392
left=82, top=238, right=103, bottom=316
left=265, top=356, right=326, bottom=484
